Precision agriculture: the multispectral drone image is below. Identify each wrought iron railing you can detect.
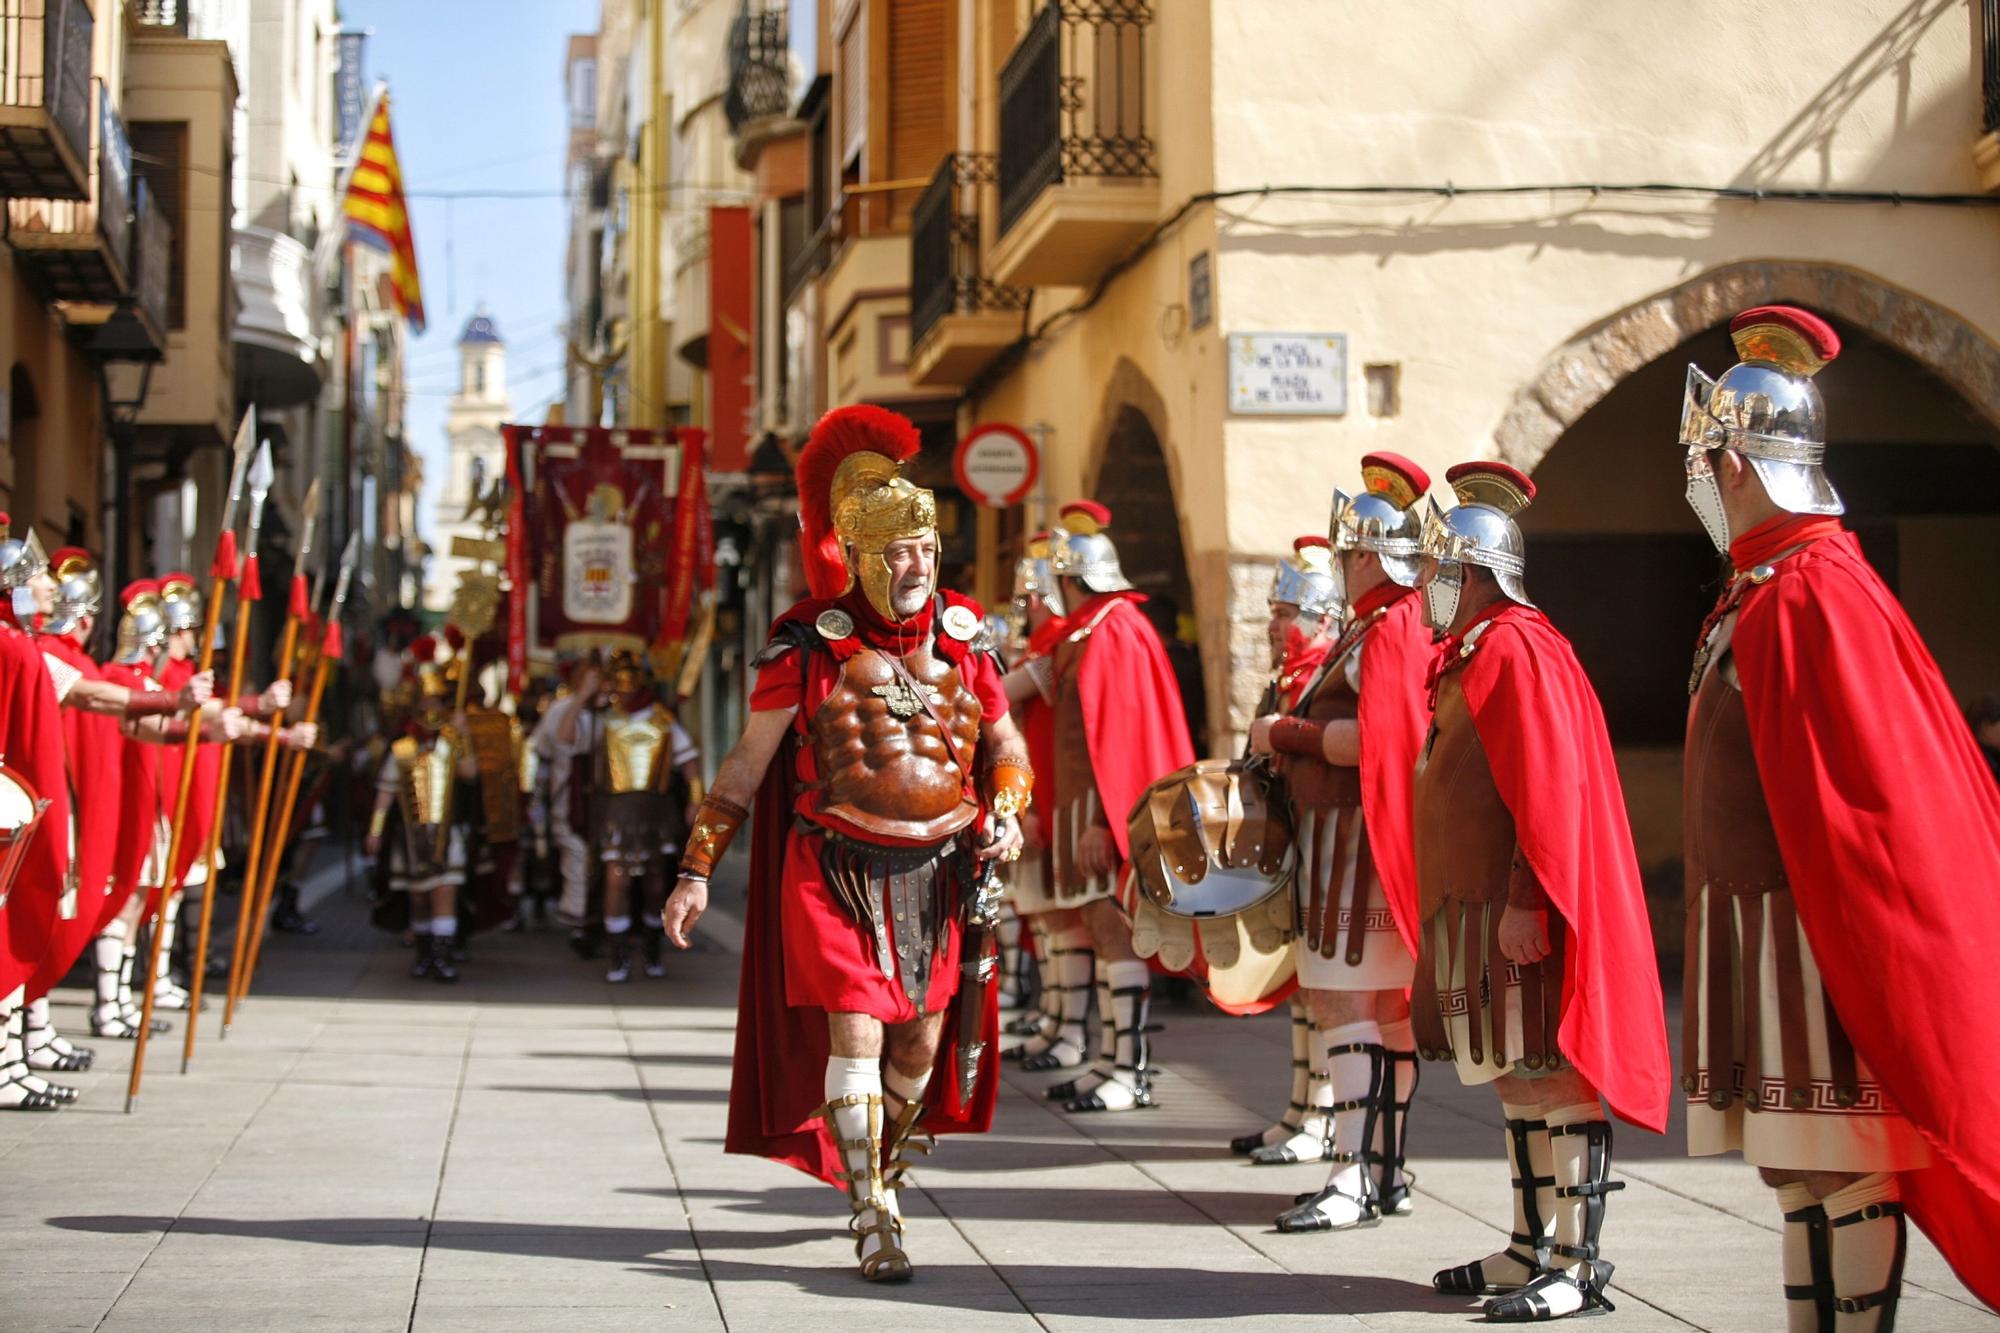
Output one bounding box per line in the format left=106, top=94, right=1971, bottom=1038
left=724, top=1, right=791, bottom=134
left=911, top=153, right=1029, bottom=350
left=132, top=177, right=170, bottom=336
left=1984, top=0, right=2000, bottom=132
left=998, top=0, right=1156, bottom=236
left=132, top=0, right=189, bottom=34
left=96, top=83, right=131, bottom=271
left=0, top=0, right=95, bottom=179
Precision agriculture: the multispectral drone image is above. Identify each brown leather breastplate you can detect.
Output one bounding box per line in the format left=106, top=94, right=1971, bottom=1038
left=1287, top=647, right=1362, bottom=812
left=1052, top=631, right=1097, bottom=810
left=811, top=639, right=982, bottom=843
left=1412, top=675, right=1514, bottom=917
left=1685, top=639, right=1788, bottom=899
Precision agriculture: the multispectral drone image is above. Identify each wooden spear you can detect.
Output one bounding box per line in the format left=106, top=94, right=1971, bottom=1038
left=174, top=444, right=274, bottom=1069
left=233, top=533, right=356, bottom=1014
left=211, top=477, right=318, bottom=1052
left=126, top=409, right=256, bottom=1114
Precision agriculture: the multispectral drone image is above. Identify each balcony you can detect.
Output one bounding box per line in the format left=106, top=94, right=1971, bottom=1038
left=724, top=1, right=792, bottom=149
left=0, top=0, right=94, bottom=201
left=988, top=0, right=1159, bottom=289
left=7, top=82, right=133, bottom=302
left=130, top=0, right=188, bottom=34
left=908, top=153, right=1029, bottom=387
left=820, top=180, right=951, bottom=408
left=232, top=225, right=322, bottom=407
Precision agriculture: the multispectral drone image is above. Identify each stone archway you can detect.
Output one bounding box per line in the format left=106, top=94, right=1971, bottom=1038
left=1493, top=261, right=2000, bottom=470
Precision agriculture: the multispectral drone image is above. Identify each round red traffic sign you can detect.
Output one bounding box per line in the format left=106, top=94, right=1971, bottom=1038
left=952, top=422, right=1039, bottom=508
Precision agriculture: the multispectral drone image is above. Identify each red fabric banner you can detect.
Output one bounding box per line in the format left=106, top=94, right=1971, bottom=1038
left=661, top=428, right=706, bottom=644
left=503, top=425, right=529, bottom=694
left=707, top=205, right=754, bottom=473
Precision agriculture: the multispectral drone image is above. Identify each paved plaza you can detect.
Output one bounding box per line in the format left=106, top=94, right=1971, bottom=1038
left=3, top=861, right=1992, bottom=1332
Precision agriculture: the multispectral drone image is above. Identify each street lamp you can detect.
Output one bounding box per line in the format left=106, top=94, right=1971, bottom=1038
left=91, top=298, right=163, bottom=606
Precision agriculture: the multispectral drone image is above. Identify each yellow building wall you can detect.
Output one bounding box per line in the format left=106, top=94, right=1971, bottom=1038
left=0, top=256, right=106, bottom=544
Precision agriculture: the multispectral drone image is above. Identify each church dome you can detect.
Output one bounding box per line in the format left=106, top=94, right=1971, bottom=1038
left=459, top=307, right=502, bottom=345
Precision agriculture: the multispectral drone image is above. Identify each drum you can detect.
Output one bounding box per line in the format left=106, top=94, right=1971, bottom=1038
left=0, top=760, right=52, bottom=908
left=1126, top=759, right=1299, bottom=1015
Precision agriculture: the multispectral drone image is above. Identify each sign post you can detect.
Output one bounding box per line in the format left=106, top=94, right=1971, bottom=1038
left=952, top=422, right=1040, bottom=509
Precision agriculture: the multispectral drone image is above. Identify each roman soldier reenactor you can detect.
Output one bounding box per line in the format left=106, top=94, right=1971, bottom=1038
left=1035, top=500, right=1195, bottom=1114
left=1677, top=305, right=2000, bottom=1324
left=593, top=650, right=699, bottom=983
left=365, top=638, right=479, bottom=983
left=661, top=404, right=1028, bottom=1282
left=1411, top=463, right=1669, bottom=1321
left=0, top=515, right=75, bottom=1111
left=998, top=533, right=1094, bottom=1074
left=1248, top=460, right=1435, bottom=1237
left=1230, top=534, right=1344, bottom=1165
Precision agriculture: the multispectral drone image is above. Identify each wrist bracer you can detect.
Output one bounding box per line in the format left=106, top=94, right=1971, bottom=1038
left=986, top=757, right=1034, bottom=819
left=1268, top=716, right=1327, bottom=759
left=681, top=793, right=750, bottom=878
left=125, top=690, right=180, bottom=718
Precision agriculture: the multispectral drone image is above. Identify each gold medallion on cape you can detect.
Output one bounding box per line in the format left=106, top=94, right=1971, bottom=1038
left=941, top=604, right=980, bottom=642
left=815, top=608, right=855, bottom=641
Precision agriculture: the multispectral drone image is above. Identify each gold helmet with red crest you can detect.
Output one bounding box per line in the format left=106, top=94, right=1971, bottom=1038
left=159, top=570, right=202, bottom=633
left=44, top=547, right=101, bottom=635
left=114, top=579, right=168, bottom=663
left=797, top=404, right=937, bottom=622
left=1680, top=304, right=1843, bottom=553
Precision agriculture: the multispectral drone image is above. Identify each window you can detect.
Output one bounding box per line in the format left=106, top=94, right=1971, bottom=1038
left=473, top=361, right=486, bottom=396
left=572, top=58, right=597, bottom=129
left=127, top=121, right=188, bottom=329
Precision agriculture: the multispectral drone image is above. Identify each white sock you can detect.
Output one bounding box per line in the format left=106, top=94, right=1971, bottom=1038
left=883, top=1063, right=931, bottom=1111
left=412, top=920, right=433, bottom=936
left=430, top=915, right=458, bottom=938
left=1048, top=928, right=1095, bottom=1053
left=155, top=894, right=182, bottom=981
left=1319, top=1020, right=1382, bottom=1196
left=641, top=913, right=663, bottom=930
left=604, top=915, right=632, bottom=935
left=1824, top=1172, right=1903, bottom=1332
left=824, top=1057, right=892, bottom=1265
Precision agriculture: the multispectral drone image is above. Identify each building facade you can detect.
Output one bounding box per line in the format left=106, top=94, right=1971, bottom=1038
left=698, top=0, right=2000, bottom=922
left=424, top=308, right=508, bottom=612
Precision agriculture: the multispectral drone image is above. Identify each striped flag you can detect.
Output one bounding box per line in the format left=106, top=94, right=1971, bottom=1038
left=341, top=93, right=425, bottom=331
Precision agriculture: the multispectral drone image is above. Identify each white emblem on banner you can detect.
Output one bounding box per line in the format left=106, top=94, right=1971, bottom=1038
left=563, top=485, right=635, bottom=625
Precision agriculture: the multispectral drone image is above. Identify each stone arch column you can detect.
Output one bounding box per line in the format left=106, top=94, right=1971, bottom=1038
left=1492, top=261, right=2000, bottom=472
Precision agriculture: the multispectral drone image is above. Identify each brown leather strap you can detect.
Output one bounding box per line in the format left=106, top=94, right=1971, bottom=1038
left=1460, top=901, right=1484, bottom=1066
left=1342, top=812, right=1374, bottom=966
left=1704, top=887, right=1735, bottom=1105
left=1770, top=891, right=1812, bottom=1109
left=1740, top=891, right=1767, bottom=1104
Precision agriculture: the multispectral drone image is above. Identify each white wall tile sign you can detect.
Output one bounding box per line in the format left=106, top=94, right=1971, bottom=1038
left=1228, top=333, right=1348, bottom=415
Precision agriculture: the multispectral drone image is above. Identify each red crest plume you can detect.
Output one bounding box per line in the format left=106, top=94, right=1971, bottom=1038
left=1292, top=534, right=1332, bottom=554
left=1445, top=461, right=1537, bottom=516
left=1058, top=499, right=1112, bottom=534
left=1729, top=305, right=1840, bottom=376
left=408, top=634, right=439, bottom=664
left=120, top=578, right=160, bottom=607
left=796, top=405, right=922, bottom=600
left=1360, top=452, right=1431, bottom=508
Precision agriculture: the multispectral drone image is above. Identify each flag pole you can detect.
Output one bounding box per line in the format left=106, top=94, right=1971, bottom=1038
left=126, top=409, right=256, bottom=1114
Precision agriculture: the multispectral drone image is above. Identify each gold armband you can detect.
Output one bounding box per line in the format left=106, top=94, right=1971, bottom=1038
left=682, top=793, right=750, bottom=878
left=369, top=805, right=389, bottom=839
left=987, top=758, right=1034, bottom=819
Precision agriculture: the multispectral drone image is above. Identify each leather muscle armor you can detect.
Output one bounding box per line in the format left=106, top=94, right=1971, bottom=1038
left=393, top=734, right=456, bottom=828
left=810, top=640, right=982, bottom=842
left=1684, top=652, right=1788, bottom=897
left=1412, top=677, right=1514, bottom=918
left=1288, top=652, right=1362, bottom=812
left=1052, top=630, right=1098, bottom=814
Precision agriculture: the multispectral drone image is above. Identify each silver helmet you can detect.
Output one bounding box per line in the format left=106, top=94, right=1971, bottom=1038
left=1680, top=305, right=1842, bottom=554
left=159, top=572, right=202, bottom=633
left=0, top=513, right=49, bottom=593
left=1269, top=537, right=1340, bottom=624
left=114, top=581, right=169, bottom=664
left=1012, top=529, right=1065, bottom=618
left=43, top=547, right=101, bottom=636
left=1418, top=462, right=1536, bottom=631
left=1049, top=500, right=1134, bottom=595
left=1331, top=451, right=1431, bottom=590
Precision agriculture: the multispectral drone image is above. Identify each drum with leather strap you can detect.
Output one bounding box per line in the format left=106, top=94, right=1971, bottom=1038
left=0, top=760, right=52, bottom=909
left=1126, top=758, right=1299, bottom=1014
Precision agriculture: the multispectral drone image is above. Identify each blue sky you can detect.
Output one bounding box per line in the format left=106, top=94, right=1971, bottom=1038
left=341, top=0, right=597, bottom=535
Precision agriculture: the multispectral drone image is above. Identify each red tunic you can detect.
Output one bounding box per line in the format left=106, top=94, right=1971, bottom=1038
left=30, top=634, right=124, bottom=996
left=1727, top=519, right=2000, bottom=1310
left=100, top=661, right=167, bottom=919
left=157, top=654, right=220, bottom=887
left=0, top=621, right=71, bottom=996
left=1060, top=591, right=1195, bottom=861
left=1447, top=604, right=1671, bottom=1133
left=726, top=590, right=1008, bottom=1185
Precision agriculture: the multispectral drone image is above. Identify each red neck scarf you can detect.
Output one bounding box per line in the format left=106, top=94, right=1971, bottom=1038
left=1426, top=597, right=1523, bottom=706
left=1348, top=580, right=1409, bottom=624
left=1729, top=513, right=1843, bottom=575
left=840, top=586, right=937, bottom=656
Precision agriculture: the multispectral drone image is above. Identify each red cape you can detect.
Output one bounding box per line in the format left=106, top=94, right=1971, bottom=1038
left=1355, top=590, right=1430, bottom=955
left=1458, top=605, right=1670, bottom=1133
left=100, top=660, right=166, bottom=923
left=1732, top=530, right=2000, bottom=1309
left=0, top=625, right=71, bottom=996
left=30, top=636, right=124, bottom=994
left=1068, top=593, right=1195, bottom=856
left=157, top=654, right=220, bottom=886
left=725, top=594, right=1003, bottom=1186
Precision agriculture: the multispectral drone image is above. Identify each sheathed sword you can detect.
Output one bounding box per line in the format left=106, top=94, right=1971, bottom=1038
left=954, top=841, right=1006, bottom=1104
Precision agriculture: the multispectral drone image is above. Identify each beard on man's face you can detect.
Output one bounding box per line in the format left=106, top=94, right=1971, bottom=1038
left=890, top=578, right=930, bottom=617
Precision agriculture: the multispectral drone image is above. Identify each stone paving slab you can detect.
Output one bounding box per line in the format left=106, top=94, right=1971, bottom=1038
left=1, top=858, right=1992, bottom=1332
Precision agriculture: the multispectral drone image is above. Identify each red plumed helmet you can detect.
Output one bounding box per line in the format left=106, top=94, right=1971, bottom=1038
left=408, top=634, right=439, bottom=664
left=121, top=578, right=160, bottom=607
left=443, top=624, right=466, bottom=651
left=795, top=404, right=923, bottom=600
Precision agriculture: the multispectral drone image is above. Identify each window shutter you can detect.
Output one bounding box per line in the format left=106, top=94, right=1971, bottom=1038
left=887, top=0, right=948, bottom=186
left=128, top=121, right=188, bottom=330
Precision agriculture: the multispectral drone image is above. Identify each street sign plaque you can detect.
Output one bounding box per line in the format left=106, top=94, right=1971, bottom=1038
left=1228, top=333, right=1349, bottom=416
